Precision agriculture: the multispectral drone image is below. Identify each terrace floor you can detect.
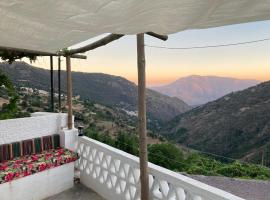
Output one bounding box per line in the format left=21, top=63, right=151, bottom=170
left=45, top=183, right=104, bottom=200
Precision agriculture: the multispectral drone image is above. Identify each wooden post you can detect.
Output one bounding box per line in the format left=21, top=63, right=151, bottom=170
left=58, top=57, right=61, bottom=112
left=66, top=56, right=73, bottom=129
left=50, top=56, right=54, bottom=112
left=137, top=33, right=149, bottom=200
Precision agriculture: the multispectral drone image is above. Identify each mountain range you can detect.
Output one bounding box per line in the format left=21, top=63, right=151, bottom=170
left=0, top=62, right=189, bottom=122
left=162, top=80, right=270, bottom=166
left=2, top=61, right=270, bottom=166
left=151, top=75, right=260, bottom=105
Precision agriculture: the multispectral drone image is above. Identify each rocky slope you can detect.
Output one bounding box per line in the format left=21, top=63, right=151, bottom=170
left=162, top=81, right=270, bottom=166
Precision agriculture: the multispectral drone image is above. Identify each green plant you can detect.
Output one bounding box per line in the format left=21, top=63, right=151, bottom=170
left=148, top=143, right=184, bottom=171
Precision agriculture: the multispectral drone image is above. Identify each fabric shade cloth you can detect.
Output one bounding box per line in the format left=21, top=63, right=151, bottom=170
left=1, top=0, right=270, bottom=53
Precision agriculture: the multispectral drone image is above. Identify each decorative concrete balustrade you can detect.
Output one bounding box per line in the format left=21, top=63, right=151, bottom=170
left=76, top=137, right=245, bottom=200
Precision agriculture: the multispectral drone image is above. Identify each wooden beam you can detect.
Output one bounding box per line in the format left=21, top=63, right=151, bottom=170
left=50, top=56, right=54, bottom=112
left=69, top=54, right=87, bottom=59
left=66, top=34, right=124, bottom=55
left=66, top=56, right=73, bottom=129
left=0, top=46, right=55, bottom=56
left=65, top=32, right=167, bottom=55
left=58, top=56, right=61, bottom=112
left=146, top=32, right=168, bottom=41
left=137, top=33, right=149, bottom=200
left=0, top=46, right=87, bottom=59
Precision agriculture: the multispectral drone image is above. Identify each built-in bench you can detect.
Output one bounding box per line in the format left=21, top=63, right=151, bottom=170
left=0, top=113, right=78, bottom=200
left=0, top=134, right=78, bottom=185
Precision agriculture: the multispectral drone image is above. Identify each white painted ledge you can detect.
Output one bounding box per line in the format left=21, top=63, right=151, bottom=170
left=0, top=162, right=75, bottom=200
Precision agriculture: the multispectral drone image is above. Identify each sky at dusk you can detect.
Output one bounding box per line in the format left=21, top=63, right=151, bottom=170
left=28, top=20, right=270, bottom=86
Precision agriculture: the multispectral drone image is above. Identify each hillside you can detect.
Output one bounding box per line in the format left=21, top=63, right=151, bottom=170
left=151, top=75, right=259, bottom=105
left=0, top=62, right=189, bottom=122
left=1, top=70, right=270, bottom=181
left=162, top=81, right=270, bottom=166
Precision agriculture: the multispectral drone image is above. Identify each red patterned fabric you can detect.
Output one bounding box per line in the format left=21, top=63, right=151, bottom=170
left=0, top=145, right=11, bottom=163
left=0, top=148, right=78, bottom=184
left=22, top=140, right=34, bottom=156
left=42, top=136, right=53, bottom=151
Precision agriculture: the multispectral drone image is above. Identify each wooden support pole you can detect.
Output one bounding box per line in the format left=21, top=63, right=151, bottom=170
left=146, top=32, right=168, bottom=41
left=137, top=33, right=149, bottom=200
left=66, top=56, right=73, bottom=129
left=50, top=56, right=54, bottom=112
left=67, top=34, right=124, bottom=55
left=58, top=57, right=61, bottom=112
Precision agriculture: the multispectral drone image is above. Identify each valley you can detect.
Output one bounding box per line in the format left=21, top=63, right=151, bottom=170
left=1, top=63, right=270, bottom=180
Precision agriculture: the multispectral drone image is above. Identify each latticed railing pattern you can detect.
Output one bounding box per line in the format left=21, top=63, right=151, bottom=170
left=76, top=137, right=244, bottom=200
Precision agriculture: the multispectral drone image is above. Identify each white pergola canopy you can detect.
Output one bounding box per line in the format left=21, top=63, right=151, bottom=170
left=1, top=0, right=270, bottom=53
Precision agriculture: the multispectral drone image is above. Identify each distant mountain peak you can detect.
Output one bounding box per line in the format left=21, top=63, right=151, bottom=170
left=151, top=75, right=260, bottom=105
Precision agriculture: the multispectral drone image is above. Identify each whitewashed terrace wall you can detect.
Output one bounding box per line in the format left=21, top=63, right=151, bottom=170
left=0, top=162, right=74, bottom=200
left=0, top=112, right=68, bottom=145
left=76, top=137, right=245, bottom=200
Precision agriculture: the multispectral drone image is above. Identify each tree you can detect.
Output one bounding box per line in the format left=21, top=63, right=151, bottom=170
left=0, top=71, right=15, bottom=95
left=148, top=143, right=184, bottom=171
left=116, top=132, right=139, bottom=156
left=0, top=70, right=29, bottom=119
left=0, top=71, right=19, bottom=119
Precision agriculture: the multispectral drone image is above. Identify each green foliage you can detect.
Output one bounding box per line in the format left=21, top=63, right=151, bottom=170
left=0, top=71, right=15, bottom=95
left=215, top=161, right=270, bottom=180
left=85, top=127, right=100, bottom=140
left=85, top=127, right=139, bottom=156
left=116, top=132, right=139, bottom=156
left=0, top=51, right=36, bottom=64
left=0, top=71, right=30, bottom=119
left=148, top=143, right=184, bottom=171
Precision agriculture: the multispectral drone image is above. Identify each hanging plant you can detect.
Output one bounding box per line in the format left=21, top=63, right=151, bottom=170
left=0, top=50, right=37, bottom=64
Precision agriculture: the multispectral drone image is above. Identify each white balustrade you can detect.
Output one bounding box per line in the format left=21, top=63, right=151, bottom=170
left=76, top=137, right=245, bottom=200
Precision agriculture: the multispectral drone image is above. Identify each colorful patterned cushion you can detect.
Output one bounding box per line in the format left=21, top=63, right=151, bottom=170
left=52, top=134, right=60, bottom=149
left=0, top=148, right=78, bottom=184
left=34, top=138, right=42, bottom=154
left=11, top=142, right=21, bottom=159
left=0, top=134, right=61, bottom=163
left=42, top=136, right=53, bottom=151
left=0, top=145, right=10, bottom=163
left=22, top=140, right=34, bottom=156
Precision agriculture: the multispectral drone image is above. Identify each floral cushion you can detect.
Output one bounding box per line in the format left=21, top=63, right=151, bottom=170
left=0, top=148, right=78, bottom=184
